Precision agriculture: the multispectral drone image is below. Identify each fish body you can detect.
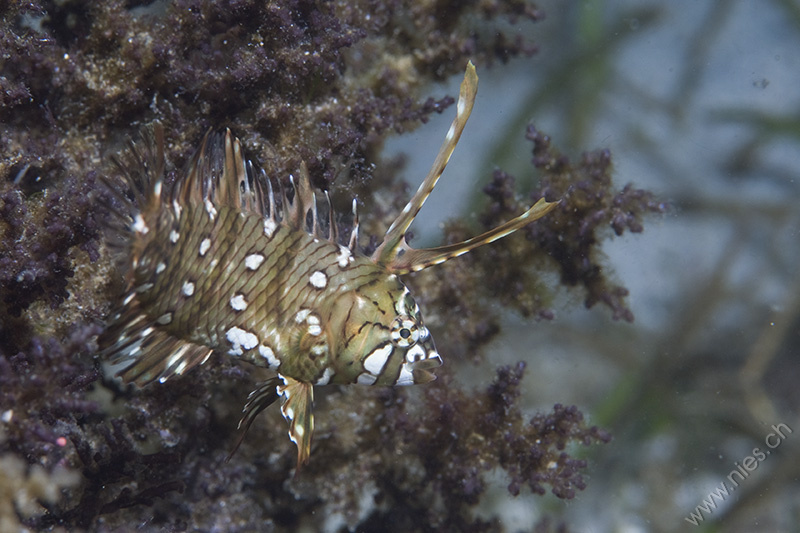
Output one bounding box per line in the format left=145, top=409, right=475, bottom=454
left=100, top=63, right=557, bottom=467
left=129, top=197, right=436, bottom=387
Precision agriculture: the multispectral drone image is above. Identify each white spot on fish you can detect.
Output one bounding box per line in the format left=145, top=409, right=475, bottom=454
left=245, top=253, right=265, bottom=270
left=258, top=344, right=281, bottom=369
left=155, top=262, right=166, bottom=274
left=395, top=365, right=415, bottom=386
left=396, top=292, right=408, bottom=315
left=226, top=326, right=258, bottom=356
left=135, top=282, right=153, bottom=293
left=169, top=230, right=180, bottom=243
left=306, top=313, right=322, bottom=336
left=199, top=238, right=211, bottom=256
left=364, top=343, right=393, bottom=375
left=337, top=246, right=352, bottom=268
left=315, top=367, right=334, bottom=385
left=264, top=218, right=277, bottom=238
left=357, top=373, right=377, bottom=385
left=311, top=344, right=327, bottom=357
left=405, top=344, right=426, bottom=363
left=230, top=293, right=248, bottom=311
left=205, top=198, right=217, bottom=220
left=295, top=309, right=311, bottom=323
left=182, top=281, right=195, bottom=297
left=133, top=214, right=148, bottom=234
left=156, top=312, right=173, bottom=325
left=309, top=270, right=327, bottom=289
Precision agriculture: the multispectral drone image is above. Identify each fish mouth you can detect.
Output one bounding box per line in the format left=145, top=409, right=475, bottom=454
left=414, top=352, right=442, bottom=370
left=411, top=368, right=436, bottom=384
left=410, top=352, right=442, bottom=383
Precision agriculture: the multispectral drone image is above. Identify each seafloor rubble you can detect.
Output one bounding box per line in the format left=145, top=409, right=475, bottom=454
left=0, top=1, right=663, bottom=531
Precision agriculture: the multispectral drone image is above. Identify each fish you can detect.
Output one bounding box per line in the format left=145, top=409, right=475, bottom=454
left=99, top=62, right=558, bottom=468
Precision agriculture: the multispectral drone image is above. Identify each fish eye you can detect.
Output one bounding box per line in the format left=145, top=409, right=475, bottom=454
left=390, top=316, right=420, bottom=348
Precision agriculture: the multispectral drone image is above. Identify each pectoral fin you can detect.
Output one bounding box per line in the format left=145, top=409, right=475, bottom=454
left=277, top=374, right=315, bottom=468
left=227, top=377, right=281, bottom=462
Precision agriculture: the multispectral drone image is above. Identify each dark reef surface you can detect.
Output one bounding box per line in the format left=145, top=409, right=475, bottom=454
left=0, top=1, right=663, bottom=531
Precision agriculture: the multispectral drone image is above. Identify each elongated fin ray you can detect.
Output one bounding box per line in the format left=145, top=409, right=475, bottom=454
left=226, top=378, right=282, bottom=461
left=277, top=375, right=315, bottom=468
left=325, top=191, right=338, bottom=243
left=348, top=199, right=360, bottom=252
left=372, top=61, right=479, bottom=266
left=386, top=198, right=559, bottom=274
left=175, top=130, right=210, bottom=208
left=280, top=168, right=323, bottom=237
left=371, top=61, right=558, bottom=274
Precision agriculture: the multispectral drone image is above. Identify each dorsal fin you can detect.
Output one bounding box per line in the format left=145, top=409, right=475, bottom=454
left=285, top=162, right=317, bottom=232
left=172, top=130, right=333, bottom=238
left=325, top=191, right=338, bottom=243
left=371, top=61, right=558, bottom=275
left=175, top=129, right=267, bottom=217
left=99, top=123, right=166, bottom=279
left=105, top=125, right=345, bottom=245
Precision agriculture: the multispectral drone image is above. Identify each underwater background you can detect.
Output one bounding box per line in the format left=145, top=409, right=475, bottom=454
left=0, top=0, right=797, bottom=531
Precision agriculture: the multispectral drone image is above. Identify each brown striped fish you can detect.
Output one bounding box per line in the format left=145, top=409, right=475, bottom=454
left=99, top=62, right=557, bottom=468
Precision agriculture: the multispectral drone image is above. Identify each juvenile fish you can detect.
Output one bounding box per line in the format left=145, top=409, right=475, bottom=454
left=99, top=63, right=557, bottom=467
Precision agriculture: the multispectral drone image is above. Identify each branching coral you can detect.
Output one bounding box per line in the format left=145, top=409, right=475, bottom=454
left=522, top=126, right=667, bottom=321
left=0, top=0, right=657, bottom=530
left=0, top=453, right=80, bottom=532
left=458, top=126, right=668, bottom=324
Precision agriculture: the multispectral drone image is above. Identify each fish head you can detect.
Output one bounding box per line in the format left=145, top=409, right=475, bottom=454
left=329, top=274, right=442, bottom=386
